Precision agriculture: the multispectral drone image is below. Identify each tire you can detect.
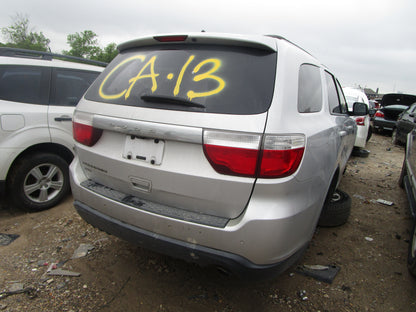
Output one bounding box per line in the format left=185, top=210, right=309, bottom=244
left=366, top=126, right=373, bottom=142
left=8, top=153, right=70, bottom=211
left=318, top=189, right=351, bottom=227
left=392, top=128, right=399, bottom=145
left=408, top=221, right=416, bottom=277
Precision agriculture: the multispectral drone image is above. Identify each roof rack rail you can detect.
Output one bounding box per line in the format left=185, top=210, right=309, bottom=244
left=0, top=47, right=107, bottom=67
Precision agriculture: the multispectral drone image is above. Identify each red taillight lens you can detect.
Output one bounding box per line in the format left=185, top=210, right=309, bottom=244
left=203, top=131, right=305, bottom=179
left=72, top=112, right=102, bottom=147
left=355, top=116, right=365, bottom=126
left=203, top=145, right=259, bottom=177
left=259, top=148, right=304, bottom=178
left=375, top=111, right=384, bottom=118
left=73, top=122, right=102, bottom=147
left=154, top=35, right=188, bottom=42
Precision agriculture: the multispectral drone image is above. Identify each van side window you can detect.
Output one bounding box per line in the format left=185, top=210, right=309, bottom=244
left=298, top=64, right=322, bottom=113
left=325, top=71, right=342, bottom=114
left=0, top=65, right=50, bottom=104
left=50, top=69, right=100, bottom=106
left=335, top=80, right=348, bottom=114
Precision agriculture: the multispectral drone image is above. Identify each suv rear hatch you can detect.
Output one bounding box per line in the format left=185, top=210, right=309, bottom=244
left=74, top=34, right=284, bottom=222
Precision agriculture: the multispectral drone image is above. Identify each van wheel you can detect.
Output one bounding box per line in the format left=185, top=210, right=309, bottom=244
left=409, top=221, right=416, bottom=277
left=8, top=153, right=70, bottom=211
left=318, top=189, right=351, bottom=227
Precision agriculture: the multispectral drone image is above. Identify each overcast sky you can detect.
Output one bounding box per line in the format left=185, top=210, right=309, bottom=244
left=1, top=0, right=415, bottom=95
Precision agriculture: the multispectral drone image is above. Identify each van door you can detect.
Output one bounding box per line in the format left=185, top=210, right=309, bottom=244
left=48, top=68, right=100, bottom=150
left=324, top=72, right=356, bottom=170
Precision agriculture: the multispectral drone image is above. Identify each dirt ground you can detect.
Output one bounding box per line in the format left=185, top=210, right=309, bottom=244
left=1, top=133, right=415, bottom=312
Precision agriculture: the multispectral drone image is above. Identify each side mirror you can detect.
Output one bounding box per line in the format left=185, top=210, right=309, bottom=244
left=352, top=102, right=368, bottom=116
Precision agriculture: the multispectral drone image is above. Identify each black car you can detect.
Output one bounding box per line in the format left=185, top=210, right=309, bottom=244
left=373, top=93, right=416, bottom=133
left=393, top=102, right=416, bottom=145
left=399, top=129, right=416, bottom=277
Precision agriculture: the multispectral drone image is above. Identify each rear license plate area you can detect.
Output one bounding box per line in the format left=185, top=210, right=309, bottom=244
left=122, top=136, right=165, bottom=165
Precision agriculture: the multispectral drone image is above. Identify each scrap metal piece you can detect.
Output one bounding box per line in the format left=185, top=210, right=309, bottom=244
left=296, top=264, right=340, bottom=284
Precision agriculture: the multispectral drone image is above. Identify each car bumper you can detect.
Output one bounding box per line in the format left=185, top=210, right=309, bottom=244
left=70, top=156, right=322, bottom=278
left=373, top=118, right=396, bottom=131
left=74, top=200, right=307, bottom=279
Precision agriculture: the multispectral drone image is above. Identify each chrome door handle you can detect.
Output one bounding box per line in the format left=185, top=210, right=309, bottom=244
left=339, top=130, right=348, bottom=137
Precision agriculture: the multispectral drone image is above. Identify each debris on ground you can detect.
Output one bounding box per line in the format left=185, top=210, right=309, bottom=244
left=376, top=199, right=394, bottom=206
left=71, top=243, right=95, bottom=259
left=296, top=265, right=340, bottom=284
left=0, top=234, right=19, bottom=246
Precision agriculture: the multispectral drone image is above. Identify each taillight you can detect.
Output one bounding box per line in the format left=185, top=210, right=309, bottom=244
left=203, top=130, right=305, bottom=179
left=73, top=112, right=102, bottom=147
left=355, top=116, right=365, bottom=126
left=259, top=135, right=305, bottom=178
left=375, top=111, right=384, bottom=118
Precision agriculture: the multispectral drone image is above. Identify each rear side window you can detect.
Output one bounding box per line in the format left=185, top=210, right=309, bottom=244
left=298, top=64, right=322, bottom=113
left=50, top=68, right=100, bottom=106
left=325, top=71, right=347, bottom=114
left=85, top=45, right=277, bottom=114
left=0, top=65, right=50, bottom=104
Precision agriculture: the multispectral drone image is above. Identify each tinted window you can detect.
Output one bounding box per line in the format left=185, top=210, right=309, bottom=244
left=325, top=71, right=343, bottom=114
left=298, top=64, right=322, bottom=113
left=0, top=65, right=49, bottom=104
left=85, top=45, right=277, bottom=114
left=51, top=69, right=100, bottom=106
left=335, top=80, right=348, bottom=114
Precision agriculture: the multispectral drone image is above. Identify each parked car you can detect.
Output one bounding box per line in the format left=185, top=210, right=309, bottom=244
left=343, top=87, right=372, bottom=148
left=70, top=33, right=364, bottom=279
left=373, top=93, right=416, bottom=133
left=392, top=102, right=416, bottom=145
left=0, top=48, right=105, bottom=211
left=399, top=129, right=416, bottom=277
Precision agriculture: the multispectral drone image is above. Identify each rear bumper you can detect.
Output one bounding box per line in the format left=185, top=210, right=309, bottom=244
left=74, top=200, right=307, bottom=279
left=373, top=118, right=396, bottom=131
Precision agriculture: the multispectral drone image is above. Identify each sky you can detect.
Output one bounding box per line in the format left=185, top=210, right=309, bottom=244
left=1, top=0, right=415, bottom=95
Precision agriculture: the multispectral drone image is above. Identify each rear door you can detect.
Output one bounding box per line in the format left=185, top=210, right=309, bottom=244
left=48, top=68, right=100, bottom=149
left=324, top=72, right=355, bottom=168
left=76, top=40, right=277, bottom=219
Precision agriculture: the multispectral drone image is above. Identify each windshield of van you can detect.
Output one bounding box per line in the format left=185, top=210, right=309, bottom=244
left=85, top=44, right=277, bottom=114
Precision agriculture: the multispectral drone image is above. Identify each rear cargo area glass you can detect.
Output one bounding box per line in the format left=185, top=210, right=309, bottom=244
left=85, top=45, right=276, bottom=114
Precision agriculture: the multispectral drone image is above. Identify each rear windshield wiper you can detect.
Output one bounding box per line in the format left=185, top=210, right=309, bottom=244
left=141, top=95, right=206, bottom=109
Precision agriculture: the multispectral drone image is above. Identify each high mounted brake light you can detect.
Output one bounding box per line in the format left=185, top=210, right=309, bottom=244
left=154, top=35, right=188, bottom=42
left=203, top=130, right=305, bottom=178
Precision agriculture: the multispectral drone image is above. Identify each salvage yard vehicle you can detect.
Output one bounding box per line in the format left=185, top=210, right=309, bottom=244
left=343, top=87, right=371, bottom=149
left=393, top=102, right=416, bottom=145
left=70, top=33, right=364, bottom=278
left=0, top=48, right=105, bottom=211
left=399, top=129, right=416, bottom=277
left=373, top=93, right=416, bottom=133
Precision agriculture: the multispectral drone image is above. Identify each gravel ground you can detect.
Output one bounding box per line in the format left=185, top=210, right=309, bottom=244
left=1, top=133, right=416, bottom=311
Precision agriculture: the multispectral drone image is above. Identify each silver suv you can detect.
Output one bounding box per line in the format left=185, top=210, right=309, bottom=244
left=0, top=48, right=104, bottom=210
left=70, top=33, right=363, bottom=278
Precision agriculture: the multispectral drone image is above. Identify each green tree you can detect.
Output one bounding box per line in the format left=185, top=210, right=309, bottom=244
left=96, top=42, right=118, bottom=63
left=1, top=14, right=50, bottom=51
left=64, top=30, right=101, bottom=59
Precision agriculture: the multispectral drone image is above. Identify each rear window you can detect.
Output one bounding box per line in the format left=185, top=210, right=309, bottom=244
left=85, top=45, right=277, bottom=114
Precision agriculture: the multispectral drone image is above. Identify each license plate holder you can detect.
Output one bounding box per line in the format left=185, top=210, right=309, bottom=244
left=122, top=136, right=164, bottom=165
